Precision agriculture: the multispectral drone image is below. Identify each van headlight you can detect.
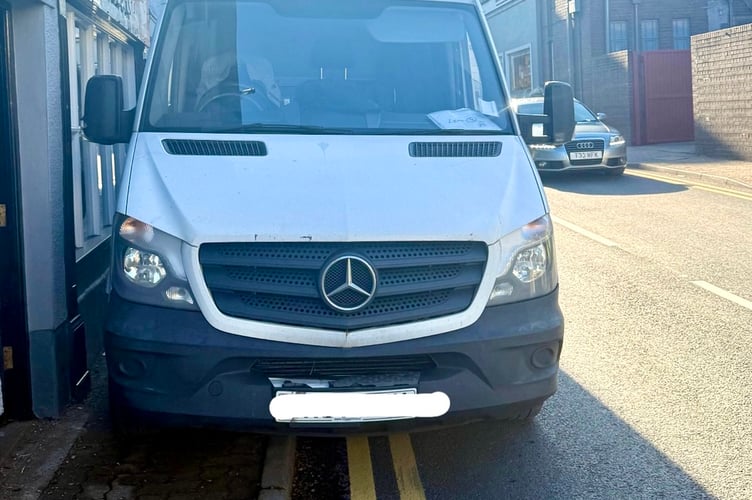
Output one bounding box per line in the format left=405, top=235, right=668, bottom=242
left=111, top=213, right=197, bottom=309
left=488, top=215, right=557, bottom=306
left=123, top=248, right=167, bottom=286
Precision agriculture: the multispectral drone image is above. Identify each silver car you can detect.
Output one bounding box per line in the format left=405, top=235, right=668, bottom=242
left=513, top=98, right=628, bottom=176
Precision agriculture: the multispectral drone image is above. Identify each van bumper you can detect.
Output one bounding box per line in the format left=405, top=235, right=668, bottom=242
left=105, top=289, right=564, bottom=432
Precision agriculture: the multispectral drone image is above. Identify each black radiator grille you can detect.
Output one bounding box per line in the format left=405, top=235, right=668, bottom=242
left=252, top=355, right=437, bottom=378
left=199, top=242, right=487, bottom=330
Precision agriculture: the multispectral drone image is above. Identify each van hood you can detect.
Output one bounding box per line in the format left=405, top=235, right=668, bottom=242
left=121, top=134, right=547, bottom=246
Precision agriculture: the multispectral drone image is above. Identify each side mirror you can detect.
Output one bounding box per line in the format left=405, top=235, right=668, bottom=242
left=518, top=81, right=575, bottom=145
left=82, top=75, right=134, bottom=145
left=596, top=112, right=607, bottom=121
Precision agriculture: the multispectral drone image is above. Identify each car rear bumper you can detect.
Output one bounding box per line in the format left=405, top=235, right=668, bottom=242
left=105, top=289, right=564, bottom=432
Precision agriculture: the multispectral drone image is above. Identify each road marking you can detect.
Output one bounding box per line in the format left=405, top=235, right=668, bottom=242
left=691, top=281, right=752, bottom=311
left=551, top=216, right=619, bottom=247
left=389, top=434, right=427, bottom=500
left=347, top=436, right=377, bottom=500
left=627, top=170, right=752, bottom=201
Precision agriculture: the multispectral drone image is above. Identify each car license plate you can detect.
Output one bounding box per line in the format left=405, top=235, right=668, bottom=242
left=569, top=151, right=603, bottom=160
left=269, top=389, right=451, bottom=423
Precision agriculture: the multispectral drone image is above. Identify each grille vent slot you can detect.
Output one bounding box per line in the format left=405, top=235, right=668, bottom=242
left=252, top=356, right=436, bottom=378
left=162, top=139, right=267, bottom=156
left=409, top=142, right=502, bottom=158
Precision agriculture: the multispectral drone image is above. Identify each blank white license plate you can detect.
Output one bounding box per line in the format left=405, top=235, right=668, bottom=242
left=569, top=151, right=603, bottom=160
left=269, top=389, right=450, bottom=423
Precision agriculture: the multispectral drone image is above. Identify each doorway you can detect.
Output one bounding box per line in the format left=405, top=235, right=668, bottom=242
left=0, top=2, right=31, bottom=419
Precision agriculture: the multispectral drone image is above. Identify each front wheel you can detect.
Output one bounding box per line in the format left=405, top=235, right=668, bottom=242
left=503, top=403, right=543, bottom=422
left=108, top=380, right=148, bottom=437
left=604, top=167, right=625, bottom=176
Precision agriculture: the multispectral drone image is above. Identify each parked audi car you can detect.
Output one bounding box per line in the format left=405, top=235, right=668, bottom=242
left=512, top=98, right=628, bottom=176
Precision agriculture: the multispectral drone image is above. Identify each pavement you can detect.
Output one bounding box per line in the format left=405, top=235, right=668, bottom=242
left=0, top=140, right=750, bottom=499
left=627, top=141, right=752, bottom=192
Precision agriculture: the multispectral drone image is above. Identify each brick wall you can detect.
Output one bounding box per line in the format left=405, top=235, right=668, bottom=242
left=692, top=23, right=752, bottom=160
left=583, top=50, right=633, bottom=145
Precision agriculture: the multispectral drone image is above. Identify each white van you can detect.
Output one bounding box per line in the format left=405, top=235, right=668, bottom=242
left=83, top=0, right=574, bottom=431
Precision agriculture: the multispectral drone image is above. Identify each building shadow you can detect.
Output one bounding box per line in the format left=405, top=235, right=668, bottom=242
left=694, top=121, right=748, bottom=161
left=411, top=372, right=711, bottom=499
left=541, top=170, right=687, bottom=196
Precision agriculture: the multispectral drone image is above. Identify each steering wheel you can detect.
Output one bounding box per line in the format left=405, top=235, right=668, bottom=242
left=196, top=80, right=276, bottom=113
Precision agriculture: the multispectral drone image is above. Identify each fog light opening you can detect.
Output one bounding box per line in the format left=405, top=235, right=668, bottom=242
left=531, top=346, right=557, bottom=369
left=117, top=357, right=147, bottom=379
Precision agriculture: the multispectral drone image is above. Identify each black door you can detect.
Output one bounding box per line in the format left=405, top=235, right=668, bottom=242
left=0, top=2, right=32, bottom=419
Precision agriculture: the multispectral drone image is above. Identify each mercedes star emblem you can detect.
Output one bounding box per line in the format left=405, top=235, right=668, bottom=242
left=320, top=255, right=377, bottom=312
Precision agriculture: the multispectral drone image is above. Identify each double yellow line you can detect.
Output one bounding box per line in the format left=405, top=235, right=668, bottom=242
left=347, top=434, right=426, bottom=500
left=627, top=170, right=752, bottom=201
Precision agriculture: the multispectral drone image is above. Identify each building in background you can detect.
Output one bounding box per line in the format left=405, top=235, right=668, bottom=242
left=483, top=0, right=752, bottom=145
left=0, top=0, right=148, bottom=420
left=482, top=0, right=543, bottom=98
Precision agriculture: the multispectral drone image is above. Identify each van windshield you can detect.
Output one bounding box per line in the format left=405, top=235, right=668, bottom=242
left=143, top=0, right=513, bottom=135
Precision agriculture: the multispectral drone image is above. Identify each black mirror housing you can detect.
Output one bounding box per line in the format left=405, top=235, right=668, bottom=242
left=543, top=81, right=575, bottom=144
left=82, top=75, right=134, bottom=145
left=518, top=81, right=575, bottom=145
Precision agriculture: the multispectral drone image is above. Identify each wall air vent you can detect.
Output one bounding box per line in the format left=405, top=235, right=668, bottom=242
left=408, top=142, right=502, bottom=158
left=162, top=139, right=267, bottom=156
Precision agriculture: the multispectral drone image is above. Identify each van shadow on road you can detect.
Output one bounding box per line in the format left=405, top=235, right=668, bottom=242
left=541, top=170, right=687, bottom=196
left=410, top=372, right=711, bottom=499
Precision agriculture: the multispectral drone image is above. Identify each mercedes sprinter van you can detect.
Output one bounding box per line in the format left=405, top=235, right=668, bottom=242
left=83, top=0, right=574, bottom=431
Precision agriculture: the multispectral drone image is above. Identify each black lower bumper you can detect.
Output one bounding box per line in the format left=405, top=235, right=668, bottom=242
left=105, top=289, right=564, bottom=432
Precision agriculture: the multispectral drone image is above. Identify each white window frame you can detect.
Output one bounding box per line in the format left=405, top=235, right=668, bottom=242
left=609, top=20, right=629, bottom=52
left=672, top=18, right=690, bottom=50
left=505, top=44, right=533, bottom=97
left=66, top=8, right=136, bottom=255
left=640, top=19, right=659, bottom=52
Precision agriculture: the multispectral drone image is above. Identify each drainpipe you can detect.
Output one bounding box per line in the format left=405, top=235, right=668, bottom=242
left=632, top=0, right=643, bottom=145
left=729, top=0, right=735, bottom=27
left=632, top=0, right=640, bottom=52
left=606, top=0, right=610, bottom=52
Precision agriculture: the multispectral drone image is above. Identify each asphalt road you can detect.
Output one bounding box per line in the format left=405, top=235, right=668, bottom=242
left=15, top=168, right=750, bottom=500
left=293, top=169, right=752, bottom=500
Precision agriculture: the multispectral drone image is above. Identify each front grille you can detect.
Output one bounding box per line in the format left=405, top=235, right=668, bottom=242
left=409, top=142, right=502, bottom=158
left=199, top=242, right=487, bottom=330
left=565, top=139, right=605, bottom=166
left=252, top=355, right=436, bottom=378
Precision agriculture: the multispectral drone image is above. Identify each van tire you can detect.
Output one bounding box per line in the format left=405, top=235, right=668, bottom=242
left=108, top=381, right=146, bottom=437
left=504, top=403, right=543, bottom=422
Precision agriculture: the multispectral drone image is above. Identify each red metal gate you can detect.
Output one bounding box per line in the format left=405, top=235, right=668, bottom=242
left=632, top=50, right=694, bottom=145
